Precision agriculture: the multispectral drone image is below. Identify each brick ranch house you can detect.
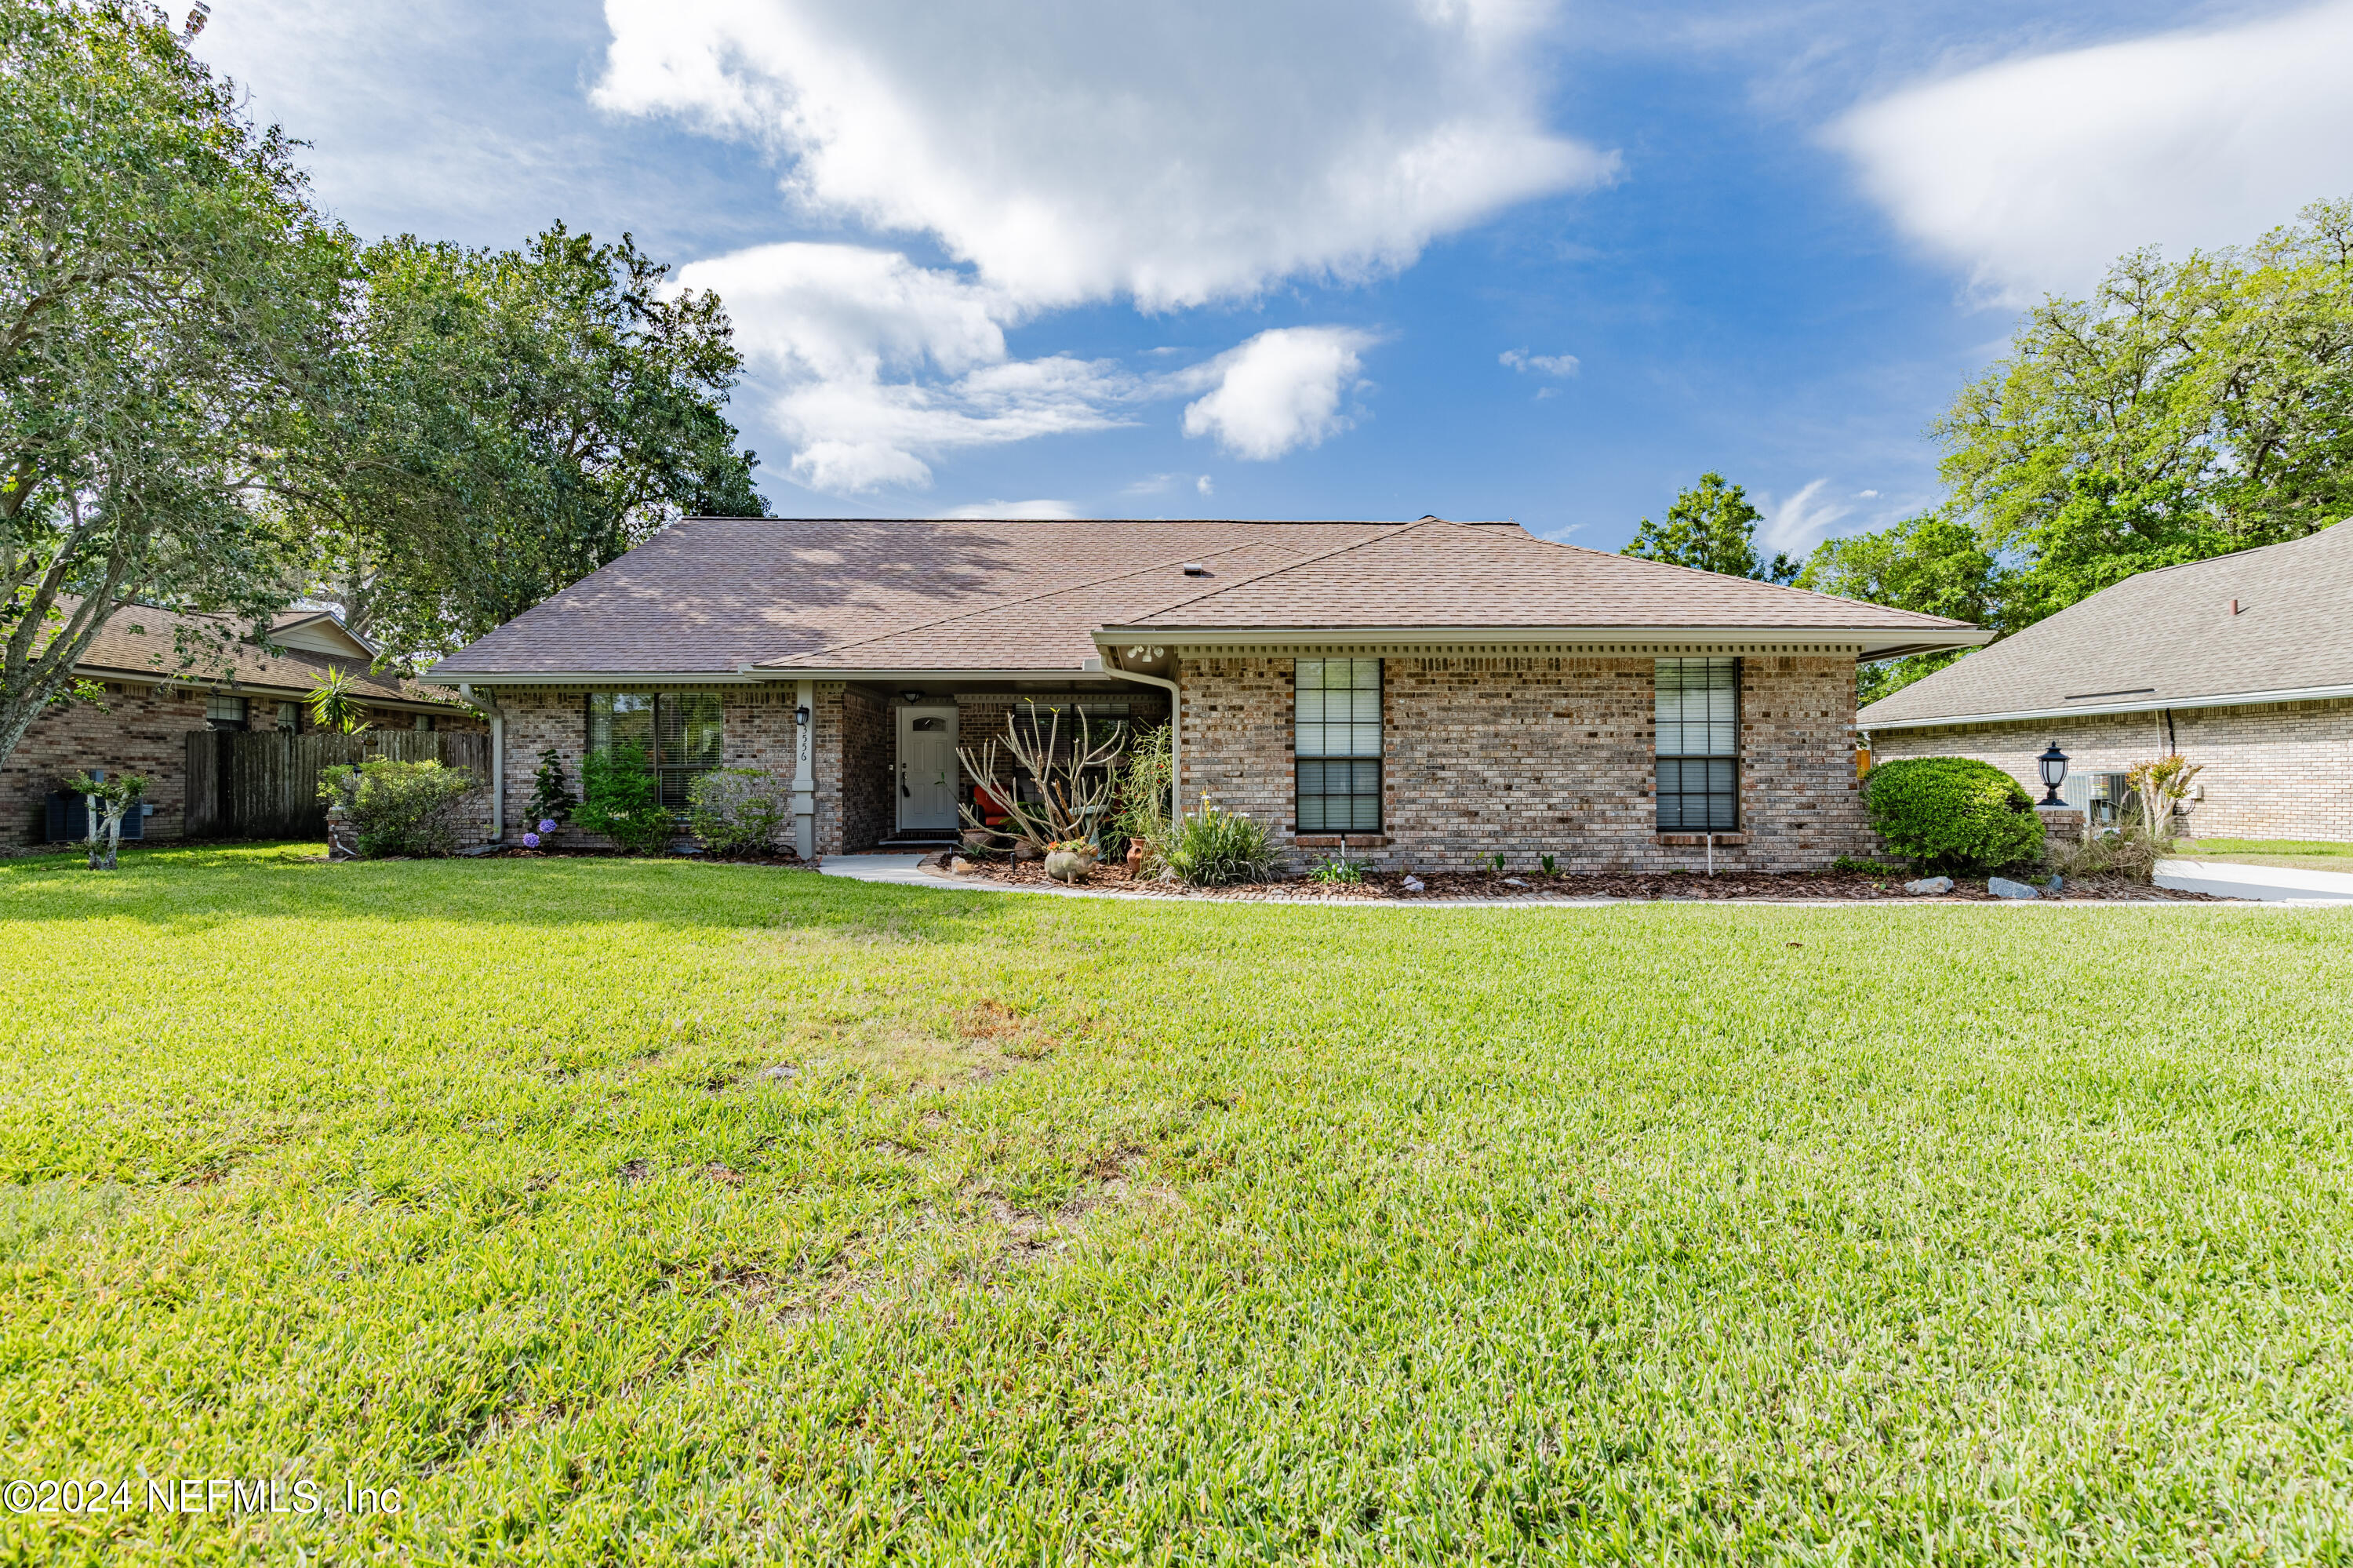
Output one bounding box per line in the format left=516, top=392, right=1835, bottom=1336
left=1859, top=520, right=2353, bottom=842
left=430, top=515, right=1982, bottom=872
left=2, top=598, right=478, bottom=853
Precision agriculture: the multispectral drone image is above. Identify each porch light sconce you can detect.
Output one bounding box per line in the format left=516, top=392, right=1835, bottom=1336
left=794, top=704, right=809, bottom=729
left=900, top=689, right=926, bottom=704
left=2036, top=741, right=2068, bottom=806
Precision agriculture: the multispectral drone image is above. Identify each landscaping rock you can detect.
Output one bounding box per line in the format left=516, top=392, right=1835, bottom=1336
left=1042, top=847, right=1095, bottom=884
left=1503, top=876, right=1529, bottom=887
left=1904, top=876, right=1954, bottom=894
left=1988, top=876, right=2039, bottom=899
left=2046, top=874, right=2064, bottom=892
left=950, top=856, right=976, bottom=875
left=1402, top=876, right=1426, bottom=892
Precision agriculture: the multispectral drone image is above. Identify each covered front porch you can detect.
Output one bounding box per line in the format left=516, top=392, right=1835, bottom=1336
left=820, top=680, right=1170, bottom=856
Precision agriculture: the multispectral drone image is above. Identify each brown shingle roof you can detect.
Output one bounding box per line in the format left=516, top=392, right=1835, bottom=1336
left=52, top=596, right=460, bottom=708
left=432, top=515, right=1980, bottom=680
left=1858, top=520, right=2353, bottom=729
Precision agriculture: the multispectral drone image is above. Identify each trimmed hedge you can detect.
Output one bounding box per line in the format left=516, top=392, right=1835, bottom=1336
left=1863, top=756, right=2045, bottom=874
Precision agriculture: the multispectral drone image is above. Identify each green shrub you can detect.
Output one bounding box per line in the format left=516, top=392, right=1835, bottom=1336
left=1111, top=723, right=1174, bottom=871
left=1308, top=850, right=1368, bottom=885
left=526, top=749, right=576, bottom=828
left=687, top=768, right=788, bottom=855
left=1862, top=756, right=2044, bottom=874
left=574, top=744, right=672, bottom=854
left=318, top=759, right=478, bottom=857
left=1165, top=797, right=1278, bottom=886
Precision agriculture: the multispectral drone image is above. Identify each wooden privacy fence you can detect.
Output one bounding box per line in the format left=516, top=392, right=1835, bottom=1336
left=184, top=729, right=490, bottom=839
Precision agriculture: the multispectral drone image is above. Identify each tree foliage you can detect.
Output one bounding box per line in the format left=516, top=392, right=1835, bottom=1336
left=1622, top=472, right=1798, bottom=584
left=2, top=0, right=344, bottom=773
left=291, top=227, right=765, bottom=666
left=1809, top=198, right=2353, bottom=703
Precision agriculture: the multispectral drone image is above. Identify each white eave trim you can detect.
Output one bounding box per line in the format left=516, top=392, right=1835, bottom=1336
left=426, top=668, right=769, bottom=686
left=1093, top=624, right=1990, bottom=657
left=747, top=664, right=1111, bottom=681
left=1860, top=680, right=2353, bottom=732
left=430, top=664, right=1115, bottom=685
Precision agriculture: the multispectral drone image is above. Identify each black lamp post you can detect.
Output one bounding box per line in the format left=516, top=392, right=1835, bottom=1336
left=2036, top=741, right=2069, bottom=806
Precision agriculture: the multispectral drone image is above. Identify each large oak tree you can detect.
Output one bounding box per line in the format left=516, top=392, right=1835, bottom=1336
left=1, top=0, right=346, bottom=769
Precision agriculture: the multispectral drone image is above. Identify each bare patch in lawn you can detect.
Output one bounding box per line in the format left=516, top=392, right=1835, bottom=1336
left=765, top=1003, right=1059, bottom=1094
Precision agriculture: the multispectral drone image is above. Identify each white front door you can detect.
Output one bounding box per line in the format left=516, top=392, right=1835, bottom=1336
left=896, top=706, right=960, bottom=831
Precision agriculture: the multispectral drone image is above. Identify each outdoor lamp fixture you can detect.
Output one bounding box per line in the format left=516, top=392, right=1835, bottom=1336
left=794, top=704, right=809, bottom=729
left=901, top=689, right=926, bottom=704
left=2036, top=741, right=2069, bottom=806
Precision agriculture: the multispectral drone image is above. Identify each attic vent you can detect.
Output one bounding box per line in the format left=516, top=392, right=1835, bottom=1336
left=1181, top=562, right=1209, bottom=577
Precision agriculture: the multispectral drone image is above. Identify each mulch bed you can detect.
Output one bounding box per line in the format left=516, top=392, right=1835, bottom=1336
left=921, top=854, right=2220, bottom=902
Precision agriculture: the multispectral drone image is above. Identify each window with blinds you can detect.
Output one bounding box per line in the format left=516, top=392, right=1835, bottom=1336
left=1655, top=657, right=1738, bottom=831
left=1295, top=657, right=1381, bottom=832
left=587, top=692, right=724, bottom=810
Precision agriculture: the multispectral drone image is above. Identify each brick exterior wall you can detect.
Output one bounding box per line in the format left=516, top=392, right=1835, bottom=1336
left=1866, top=696, right=2353, bottom=842
left=1176, top=652, right=1869, bottom=874
left=4, top=680, right=481, bottom=853
left=4, top=682, right=208, bottom=850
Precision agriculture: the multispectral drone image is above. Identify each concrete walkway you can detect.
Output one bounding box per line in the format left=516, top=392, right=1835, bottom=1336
left=2156, top=857, right=2353, bottom=904
left=817, top=854, right=2334, bottom=910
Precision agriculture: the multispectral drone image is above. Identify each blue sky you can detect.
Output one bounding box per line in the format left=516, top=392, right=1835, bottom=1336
left=193, top=0, right=2353, bottom=555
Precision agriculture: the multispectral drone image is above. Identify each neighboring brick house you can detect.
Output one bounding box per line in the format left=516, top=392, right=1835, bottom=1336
left=429, top=515, right=1980, bottom=871
left=1859, top=521, right=2353, bottom=842
left=3, top=599, right=478, bottom=852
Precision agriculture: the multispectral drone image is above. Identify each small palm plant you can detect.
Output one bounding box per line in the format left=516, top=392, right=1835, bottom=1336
left=306, top=667, right=372, bottom=734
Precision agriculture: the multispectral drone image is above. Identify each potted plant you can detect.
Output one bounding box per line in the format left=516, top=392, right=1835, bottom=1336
left=1042, top=837, right=1098, bottom=884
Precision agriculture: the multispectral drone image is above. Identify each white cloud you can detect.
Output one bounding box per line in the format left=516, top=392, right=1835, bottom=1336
left=1831, top=0, right=2353, bottom=300
left=1179, top=328, right=1379, bottom=461
left=1757, top=477, right=1852, bottom=557
left=940, top=500, right=1081, bottom=518
left=595, top=0, right=1615, bottom=311
left=1857, top=489, right=1879, bottom=499
left=1120, top=472, right=1214, bottom=497
left=674, top=242, right=1137, bottom=491
left=1500, top=347, right=1580, bottom=375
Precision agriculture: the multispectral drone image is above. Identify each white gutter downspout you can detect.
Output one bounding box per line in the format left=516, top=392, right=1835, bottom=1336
left=1102, top=660, right=1180, bottom=819
left=791, top=678, right=816, bottom=860
left=463, top=684, right=504, bottom=843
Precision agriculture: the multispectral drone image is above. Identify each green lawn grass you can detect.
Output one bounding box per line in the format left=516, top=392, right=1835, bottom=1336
left=2174, top=838, right=2353, bottom=875
left=5, top=844, right=2353, bottom=1563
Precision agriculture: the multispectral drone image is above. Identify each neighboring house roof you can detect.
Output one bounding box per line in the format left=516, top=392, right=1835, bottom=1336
left=432, top=516, right=1982, bottom=682
left=1858, top=520, right=2353, bottom=731
left=269, top=607, right=379, bottom=661
left=51, top=596, right=463, bottom=710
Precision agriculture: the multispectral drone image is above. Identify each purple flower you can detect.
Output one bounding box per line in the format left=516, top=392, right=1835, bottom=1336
left=522, top=832, right=540, bottom=848
left=538, top=818, right=556, bottom=834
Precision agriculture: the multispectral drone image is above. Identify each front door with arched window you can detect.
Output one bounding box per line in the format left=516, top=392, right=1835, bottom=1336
left=896, top=706, right=959, bottom=831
